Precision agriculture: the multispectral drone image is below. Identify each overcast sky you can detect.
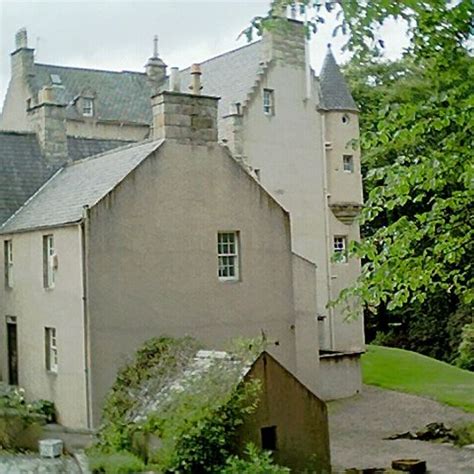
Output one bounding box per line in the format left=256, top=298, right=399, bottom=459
left=0, top=0, right=408, bottom=111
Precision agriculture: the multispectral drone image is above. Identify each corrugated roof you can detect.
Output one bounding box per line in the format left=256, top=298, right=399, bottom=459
left=318, top=47, right=358, bottom=112
left=0, top=139, right=163, bottom=234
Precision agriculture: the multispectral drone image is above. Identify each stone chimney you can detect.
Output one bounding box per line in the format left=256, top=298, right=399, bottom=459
left=151, top=64, right=219, bottom=145
left=145, top=35, right=167, bottom=87
left=29, top=86, right=68, bottom=167
left=262, top=18, right=305, bottom=68
left=11, top=28, right=35, bottom=79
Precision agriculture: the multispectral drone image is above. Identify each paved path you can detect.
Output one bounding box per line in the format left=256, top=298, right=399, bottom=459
left=328, top=385, right=474, bottom=473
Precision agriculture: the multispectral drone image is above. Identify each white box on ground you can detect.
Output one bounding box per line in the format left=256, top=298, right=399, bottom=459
left=39, top=439, right=63, bottom=458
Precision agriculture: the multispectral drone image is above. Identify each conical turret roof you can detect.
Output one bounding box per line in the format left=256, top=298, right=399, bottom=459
left=319, top=46, right=358, bottom=112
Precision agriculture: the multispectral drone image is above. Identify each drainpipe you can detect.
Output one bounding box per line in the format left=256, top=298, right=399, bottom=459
left=321, top=113, right=336, bottom=350
left=80, top=205, right=92, bottom=429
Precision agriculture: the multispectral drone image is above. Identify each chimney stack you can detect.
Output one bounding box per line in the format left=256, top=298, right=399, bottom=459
left=151, top=66, right=219, bottom=144
left=29, top=86, right=68, bottom=167
left=11, top=27, right=35, bottom=79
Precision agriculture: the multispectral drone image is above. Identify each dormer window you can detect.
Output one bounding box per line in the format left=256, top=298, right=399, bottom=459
left=263, top=89, right=274, bottom=115
left=82, top=98, right=94, bottom=117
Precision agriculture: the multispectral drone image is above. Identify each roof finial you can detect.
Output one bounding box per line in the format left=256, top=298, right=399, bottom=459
left=327, top=43, right=332, bottom=49
left=153, top=35, right=159, bottom=58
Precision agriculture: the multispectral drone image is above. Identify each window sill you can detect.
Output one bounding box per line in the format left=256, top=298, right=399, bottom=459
left=46, top=370, right=58, bottom=376
left=218, top=279, right=241, bottom=284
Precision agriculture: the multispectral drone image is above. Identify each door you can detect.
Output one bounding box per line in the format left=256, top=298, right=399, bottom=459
left=6, top=318, right=18, bottom=385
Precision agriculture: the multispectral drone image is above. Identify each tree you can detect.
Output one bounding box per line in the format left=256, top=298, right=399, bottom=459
left=249, top=1, right=473, bottom=317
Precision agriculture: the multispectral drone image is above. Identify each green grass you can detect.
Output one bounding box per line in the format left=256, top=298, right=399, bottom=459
left=362, top=345, right=474, bottom=413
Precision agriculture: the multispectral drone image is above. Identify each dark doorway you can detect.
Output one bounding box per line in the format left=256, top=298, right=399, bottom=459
left=261, top=425, right=277, bottom=451
left=7, top=318, right=18, bottom=385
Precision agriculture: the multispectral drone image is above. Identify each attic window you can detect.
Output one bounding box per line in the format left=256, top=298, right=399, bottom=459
left=82, top=98, right=94, bottom=117
left=50, top=74, right=62, bottom=85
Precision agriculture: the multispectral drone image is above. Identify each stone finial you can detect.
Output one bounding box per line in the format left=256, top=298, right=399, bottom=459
left=153, top=35, right=159, bottom=58
left=145, top=35, right=167, bottom=84
left=15, top=28, right=28, bottom=49
left=190, top=64, right=202, bottom=95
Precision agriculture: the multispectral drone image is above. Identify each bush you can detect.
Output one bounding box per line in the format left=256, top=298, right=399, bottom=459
left=221, top=444, right=290, bottom=474
left=88, top=451, right=145, bottom=474
left=29, top=400, right=56, bottom=424
left=452, top=422, right=474, bottom=447
left=456, top=323, right=474, bottom=371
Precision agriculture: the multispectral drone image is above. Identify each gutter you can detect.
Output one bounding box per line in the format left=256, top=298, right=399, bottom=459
left=80, top=205, right=93, bottom=429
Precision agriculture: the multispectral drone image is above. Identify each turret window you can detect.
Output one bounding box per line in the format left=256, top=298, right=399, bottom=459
left=333, top=236, right=348, bottom=263
left=343, top=155, right=354, bottom=173
left=263, top=89, right=274, bottom=115
left=342, top=114, right=350, bottom=124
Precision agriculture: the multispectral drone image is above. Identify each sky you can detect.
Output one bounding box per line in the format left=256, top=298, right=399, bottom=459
left=0, top=0, right=409, bottom=111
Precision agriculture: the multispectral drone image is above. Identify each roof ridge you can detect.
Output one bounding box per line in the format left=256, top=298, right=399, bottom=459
left=180, top=39, right=261, bottom=72
left=35, top=63, right=146, bottom=76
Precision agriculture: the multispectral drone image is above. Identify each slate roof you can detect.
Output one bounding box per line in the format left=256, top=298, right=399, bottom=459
left=318, top=47, right=358, bottom=112
left=131, top=350, right=253, bottom=423
left=0, top=132, right=135, bottom=225
left=0, top=132, right=52, bottom=224
left=0, top=139, right=163, bottom=234
left=27, top=41, right=263, bottom=126
left=31, top=64, right=154, bottom=124
left=179, top=41, right=263, bottom=119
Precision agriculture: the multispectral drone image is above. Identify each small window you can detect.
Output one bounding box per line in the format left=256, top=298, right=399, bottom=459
left=333, top=236, right=348, bottom=263
left=4, top=240, right=13, bottom=288
left=343, top=154, right=354, bottom=173
left=263, top=89, right=274, bottom=115
left=82, top=98, right=94, bottom=117
left=45, top=327, right=58, bottom=373
left=261, top=426, right=277, bottom=451
left=43, top=235, right=56, bottom=288
left=217, top=232, right=240, bottom=281
left=50, top=74, right=62, bottom=85
left=342, top=114, right=350, bottom=124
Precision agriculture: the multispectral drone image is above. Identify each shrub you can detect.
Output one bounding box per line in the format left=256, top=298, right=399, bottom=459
left=30, top=399, right=56, bottom=424
left=456, top=323, right=474, bottom=371
left=88, top=450, right=145, bottom=474
left=221, top=444, right=290, bottom=474
left=452, top=422, right=474, bottom=447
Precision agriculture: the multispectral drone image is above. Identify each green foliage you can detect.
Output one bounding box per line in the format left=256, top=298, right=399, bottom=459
left=452, top=422, right=474, bottom=447
left=88, top=450, right=145, bottom=474
left=141, top=358, right=261, bottom=473
left=221, top=443, right=290, bottom=474
left=456, top=322, right=474, bottom=371
left=362, top=345, right=474, bottom=412
left=29, top=400, right=56, bottom=424
left=96, top=336, right=201, bottom=452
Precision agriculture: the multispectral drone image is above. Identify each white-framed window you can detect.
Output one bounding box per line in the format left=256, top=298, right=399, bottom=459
left=263, top=89, right=274, bottom=115
left=343, top=154, right=354, bottom=173
left=4, top=240, right=13, bottom=288
left=217, top=232, right=240, bottom=281
left=43, top=235, right=56, bottom=289
left=333, top=236, right=348, bottom=263
left=82, top=98, right=94, bottom=117
left=45, top=327, right=58, bottom=373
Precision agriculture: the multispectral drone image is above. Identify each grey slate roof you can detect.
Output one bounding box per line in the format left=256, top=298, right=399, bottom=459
left=319, top=47, right=358, bottom=112
left=28, top=41, right=263, bottom=126
left=0, top=132, right=135, bottom=225
left=179, top=41, right=263, bottom=119
left=0, top=132, right=52, bottom=224
left=31, top=64, right=154, bottom=124
left=0, top=140, right=163, bottom=234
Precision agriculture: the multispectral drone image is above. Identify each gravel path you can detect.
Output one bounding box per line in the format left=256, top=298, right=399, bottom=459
left=0, top=454, right=81, bottom=474
left=328, top=385, right=474, bottom=473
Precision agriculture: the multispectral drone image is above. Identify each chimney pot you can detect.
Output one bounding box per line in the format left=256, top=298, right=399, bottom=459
left=15, top=28, right=28, bottom=49
left=170, top=67, right=181, bottom=92
left=190, top=63, right=202, bottom=95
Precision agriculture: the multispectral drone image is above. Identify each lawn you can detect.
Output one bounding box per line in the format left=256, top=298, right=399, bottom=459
left=362, top=345, right=474, bottom=413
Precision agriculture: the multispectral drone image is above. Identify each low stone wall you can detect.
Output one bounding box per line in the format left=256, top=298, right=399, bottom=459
left=317, top=352, right=363, bottom=400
